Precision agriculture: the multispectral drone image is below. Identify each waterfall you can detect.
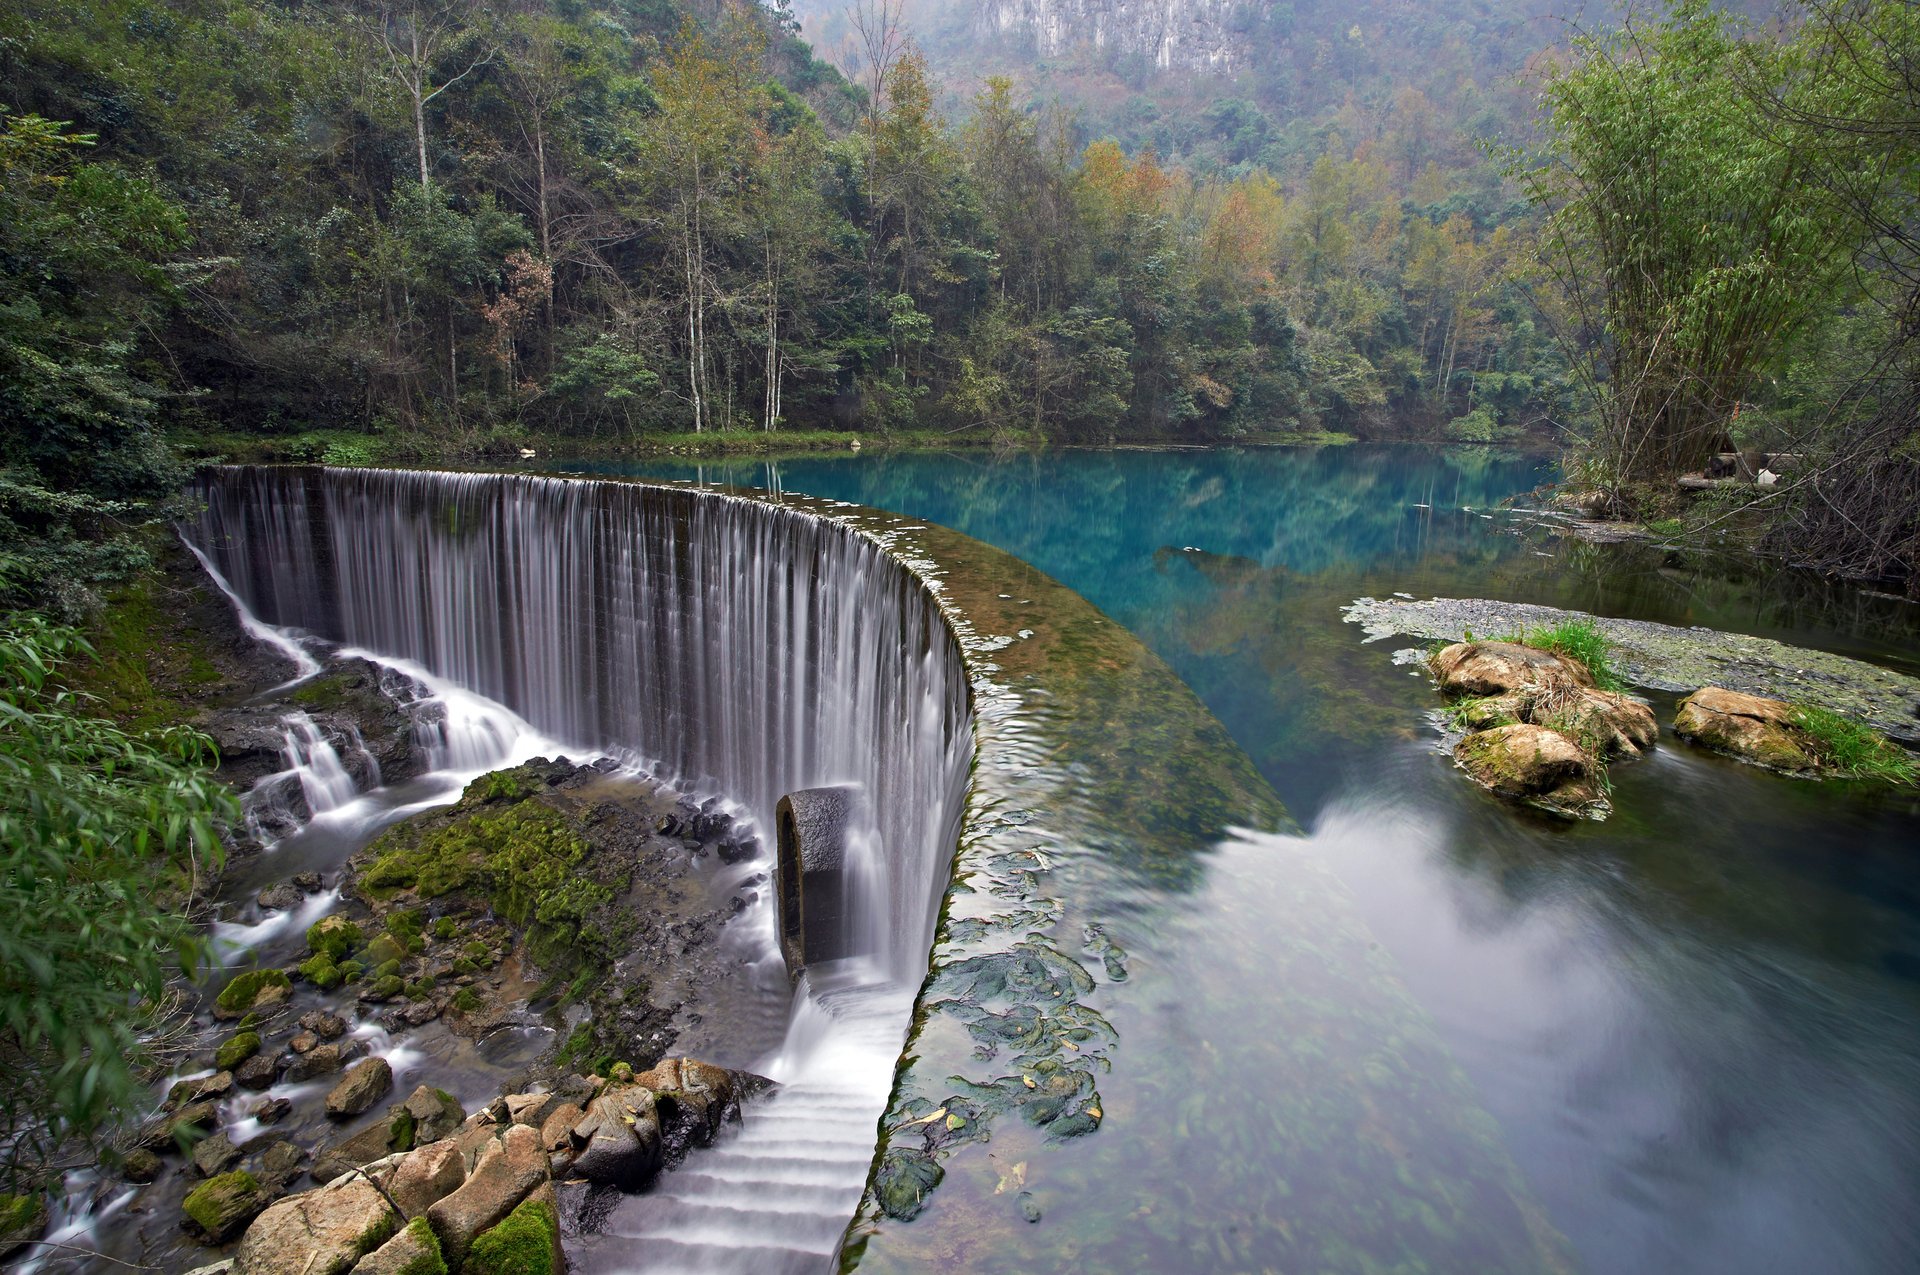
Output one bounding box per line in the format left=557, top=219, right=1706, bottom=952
left=183, top=466, right=976, bottom=1271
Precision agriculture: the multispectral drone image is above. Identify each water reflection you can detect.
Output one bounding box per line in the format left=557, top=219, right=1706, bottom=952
left=554, top=445, right=1920, bottom=1275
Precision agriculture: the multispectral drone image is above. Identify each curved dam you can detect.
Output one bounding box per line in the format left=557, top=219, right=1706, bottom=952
left=186, top=466, right=1567, bottom=1273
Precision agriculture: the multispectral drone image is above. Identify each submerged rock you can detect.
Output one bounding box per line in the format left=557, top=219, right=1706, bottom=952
left=1454, top=723, right=1610, bottom=820
left=1673, top=687, right=1817, bottom=773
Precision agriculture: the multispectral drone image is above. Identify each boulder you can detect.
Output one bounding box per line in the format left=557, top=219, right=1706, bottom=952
left=349, top=1216, right=446, bottom=1275
left=464, top=1183, right=562, bottom=1275
left=561, top=1084, right=662, bottom=1188
left=1554, top=688, right=1660, bottom=760
left=1432, top=641, right=1592, bottom=698
left=632, top=1058, right=760, bottom=1164
left=377, top=1139, right=467, bottom=1218
left=399, top=1085, right=467, bottom=1146
left=536, top=1103, right=583, bottom=1158
left=257, top=883, right=304, bottom=912
left=1674, top=687, right=1817, bottom=772
left=234, top=1054, right=281, bottom=1091
left=1454, top=723, right=1610, bottom=820
left=426, top=1124, right=549, bottom=1269
left=192, top=1131, right=242, bottom=1179
left=253, top=1140, right=308, bottom=1192
left=182, top=1170, right=274, bottom=1244
left=287, top=1041, right=358, bottom=1083
left=328, top=1058, right=395, bottom=1118
left=301, top=1009, right=351, bottom=1040
left=140, top=1100, right=219, bottom=1151
left=167, top=1071, right=235, bottom=1112
left=233, top=1176, right=398, bottom=1275
left=314, top=1120, right=408, bottom=1185
left=252, top=1096, right=293, bottom=1125
left=122, top=1148, right=164, bottom=1184
left=216, top=1033, right=262, bottom=1072
left=213, top=969, right=292, bottom=1021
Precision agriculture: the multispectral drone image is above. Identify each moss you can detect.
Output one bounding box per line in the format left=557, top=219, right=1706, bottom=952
left=463, top=940, right=492, bottom=961
left=608, top=1061, right=633, bottom=1084
left=431, top=916, right=459, bottom=941
left=476, top=769, right=532, bottom=803
left=215, top=968, right=291, bottom=1016
left=373, top=958, right=403, bottom=981
left=307, top=914, right=363, bottom=961
left=390, top=1217, right=448, bottom=1275
left=465, top=1194, right=561, bottom=1275
left=451, top=988, right=482, bottom=1013
left=0, top=1192, right=39, bottom=1235
left=337, top=959, right=365, bottom=984
left=362, top=934, right=405, bottom=967
left=389, top=1108, right=418, bottom=1153
left=1789, top=704, right=1919, bottom=784
left=403, top=976, right=436, bottom=999
left=299, top=953, right=343, bottom=989
left=182, top=1170, right=262, bottom=1240
left=214, top=1031, right=261, bottom=1071
left=371, top=974, right=405, bottom=999
left=386, top=908, right=424, bottom=939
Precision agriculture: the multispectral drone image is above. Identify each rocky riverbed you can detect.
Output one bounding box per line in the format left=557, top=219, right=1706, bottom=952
left=11, top=542, right=791, bottom=1273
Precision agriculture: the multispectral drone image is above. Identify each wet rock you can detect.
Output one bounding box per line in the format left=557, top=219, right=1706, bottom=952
left=291, top=1031, right=320, bottom=1054
left=349, top=1216, right=445, bottom=1275
left=1432, top=640, right=1592, bottom=698
left=426, top=1124, right=548, bottom=1268
left=301, top=1009, right=351, bottom=1039
left=252, top=1140, right=308, bottom=1192
left=183, top=1170, right=274, bottom=1244
left=632, top=1058, right=767, bottom=1165
left=234, top=1054, right=281, bottom=1091
left=874, top=1148, right=943, bottom=1222
left=1454, top=723, right=1609, bottom=820
left=140, top=1100, right=219, bottom=1151
left=403, top=1000, right=441, bottom=1027
left=192, top=1131, right=243, bottom=1178
left=215, top=1032, right=262, bottom=1072
left=1556, top=688, right=1659, bottom=759
left=561, top=1084, right=662, bottom=1188
left=233, top=1176, right=398, bottom=1275
left=1674, top=687, right=1817, bottom=772
left=400, top=1085, right=468, bottom=1146
left=328, top=1058, right=396, bottom=1118
left=502, top=1092, right=550, bottom=1127
left=287, top=1041, right=359, bottom=1083
left=293, top=871, right=325, bottom=893
left=123, top=1148, right=164, bottom=1183
left=536, top=1103, right=583, bottom=1158
left=257, top=883, right=305, bottom=912
left=167, top=1071, right=235, bottom=1111
left=252, top=1096, right=293, bottom=1125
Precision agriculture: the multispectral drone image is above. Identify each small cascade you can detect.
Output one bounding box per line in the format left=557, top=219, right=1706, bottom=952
left=579, top=971, right=914, bottom=1275
left=242, top=711, right=367, bottom=842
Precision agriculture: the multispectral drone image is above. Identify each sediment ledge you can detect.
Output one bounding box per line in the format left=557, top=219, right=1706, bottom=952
left=1345, top=595, right=1920, bottom=744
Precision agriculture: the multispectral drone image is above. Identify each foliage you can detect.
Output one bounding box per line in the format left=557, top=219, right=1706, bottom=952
left=1516, top=0, right=1858, bottom=486
left=0, top=618, right=235, bottom=1188
left=1788, top=705, right=1918, bottom=785
left=1508, top=617, right=1626, bottom=692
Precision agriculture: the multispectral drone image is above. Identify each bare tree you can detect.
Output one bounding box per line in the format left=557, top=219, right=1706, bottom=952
left=360, top=0, right=493, bottom=188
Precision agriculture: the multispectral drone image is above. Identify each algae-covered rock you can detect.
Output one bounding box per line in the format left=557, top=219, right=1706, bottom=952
left=349, top=1216, right=447, bottom=1275
left=310, top=914, right=365, bottom=961
left=214, top=968, right=292, bottom=1020
left=216, top=1032, right=262, bottom=1072
left=0, top=1192, right=48, bottom=1262
left=1454, top=723, right=1610, bottom=820
left=183, top=1170, right=272, bottom=1243
left=122, top=1148, right=164, bottom=1183
left=234, top=1176, right=397, bottom=1274
left=1674, top=688, right=1818, bottom=772
left=463, top=1185, right=562, bottom=1275
left=874, top=1147, right=943, bottom=1221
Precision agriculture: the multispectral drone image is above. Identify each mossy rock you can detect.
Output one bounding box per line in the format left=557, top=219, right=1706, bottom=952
left=0, top=1192, right=48, bottom=1261
left=431, top=917, right=459, bottom=941
left=450, top=987, right=482, bottom=1013
left=337, top=959, right=366, bottom=984
left=307, top=914, right=363, bottom=961
left=300, top=953, right=344, bottom=989
left=358, top=1216, right=447, bottom=1275
left=370, top=974, right=405, bottom=1000
left=215, top=1031, right=262, bottom=1071
left=465, top=1193, right=562, bottom=1275
left=182, top=1170, right=270, bottom=1242
left=215, top=968, right=293, bottom=1020
left=363, top=934, right=406, bottom=967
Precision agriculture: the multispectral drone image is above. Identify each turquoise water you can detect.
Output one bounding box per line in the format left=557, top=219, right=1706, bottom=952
left=552, top=445, right=1920, bottom=1275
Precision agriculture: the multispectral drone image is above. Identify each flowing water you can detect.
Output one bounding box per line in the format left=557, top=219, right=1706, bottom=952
left=545, top=445, right=1920, bottom=1275
left=183, top=468, right=974, bottom=1274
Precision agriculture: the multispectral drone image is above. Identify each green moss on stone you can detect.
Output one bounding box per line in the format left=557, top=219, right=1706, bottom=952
left=307, top=914, right=363, bottom=961
left=451, top=988, right=482, bottom=1013
left=215, top=968, right=291, bottom=1016
left=214, top=1031, right=261, bottom=1071
left=431, top=917, right=458, bottom=941
left=0, top=1192, right=39, bottom=1235
left=362, top=934, right=405, bottom=967
left=182, top=1170, right=262, bottom=1240
left=337, top=959, right=365, bottom=984
left=464, top=1195, right=560, bottom=1275
left=391, top=1217, right=448, bottom=1275
left=371, top=974, right=405, bottom=999
left=299, top=953, right=343, bottom=989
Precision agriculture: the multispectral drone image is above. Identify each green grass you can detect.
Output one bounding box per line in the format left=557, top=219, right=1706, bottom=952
left=1506, top=618, right=1626, bottom=692
left=1788, top=705, right=1919, bottom=784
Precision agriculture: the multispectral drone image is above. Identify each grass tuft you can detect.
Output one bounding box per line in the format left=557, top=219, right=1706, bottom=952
left=1788, top=705, right=1918, bottom=784
left=1506, top=617, right=1626, bottom=692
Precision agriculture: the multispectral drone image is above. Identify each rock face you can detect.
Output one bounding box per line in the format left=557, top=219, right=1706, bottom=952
left=1454, top=724, right=1610, bottom=821
left=1673, top=687, right=1817, bottom=772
